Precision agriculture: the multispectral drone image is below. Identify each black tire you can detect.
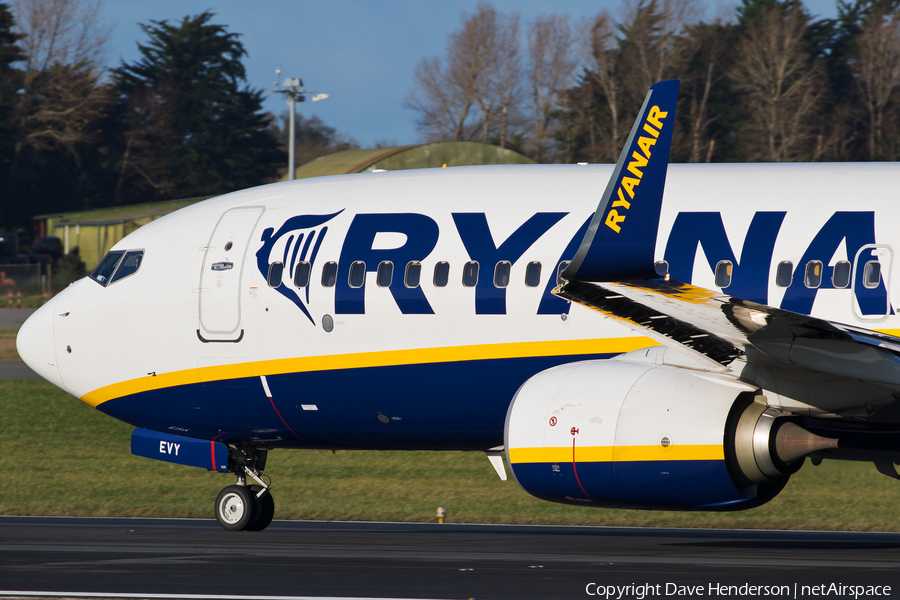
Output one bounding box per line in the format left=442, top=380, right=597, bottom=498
left=215, top=485, right=258, bottom=531
left=245, top=485, right=275, bottom=531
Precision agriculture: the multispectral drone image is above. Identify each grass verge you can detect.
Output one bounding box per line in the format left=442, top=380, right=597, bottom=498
left=0, top=296, right=50, bottom=309
left=0, top=379, right=895, bottom=530
left=0, top=329, right=17, bottom=360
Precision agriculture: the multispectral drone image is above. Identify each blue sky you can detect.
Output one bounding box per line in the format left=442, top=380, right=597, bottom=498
left=102, top=1, right=842, bottom=148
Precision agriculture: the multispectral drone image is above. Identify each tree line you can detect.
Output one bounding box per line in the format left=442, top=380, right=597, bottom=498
left=407, top=0, right=900, bottom=164
left=0, top=1, right=349, bottom=234
left=2, top=0, right=899, bottom=236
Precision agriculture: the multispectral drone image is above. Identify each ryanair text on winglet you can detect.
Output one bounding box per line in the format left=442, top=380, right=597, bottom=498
left=604, top=105, right=668, bottom=233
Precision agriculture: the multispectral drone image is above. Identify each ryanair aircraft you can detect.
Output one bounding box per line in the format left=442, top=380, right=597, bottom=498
left=17, top=80, right=900, bottom=531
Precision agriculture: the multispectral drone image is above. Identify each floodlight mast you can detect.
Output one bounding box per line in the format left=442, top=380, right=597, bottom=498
left=271, top=67, right=331, bottom=181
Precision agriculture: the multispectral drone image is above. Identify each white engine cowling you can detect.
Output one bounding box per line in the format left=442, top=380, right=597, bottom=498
left=504, top=352, right=819, bottom=510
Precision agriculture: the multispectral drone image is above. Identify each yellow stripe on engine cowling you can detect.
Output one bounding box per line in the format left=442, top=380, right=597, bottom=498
left=509, top=446, right=614, bottom=463
left=508, top=444, right=724, bottom=464
left=613, top=444, right=724, bottom=462
left=80, top=336, right=655, bottom=408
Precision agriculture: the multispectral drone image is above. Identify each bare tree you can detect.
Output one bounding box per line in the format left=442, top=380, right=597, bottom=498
left=406, top=4, right=498, bottom=142
left=527, top=13, right=575, bottom=162
left=13, top=0, right=108, bottom=73
left=578, top=11, right=625, bottom=162
left=11, top=0, right=111, bottom=158
left=855, top=8, right=900, bottom=159
left=454, top=2, right=498, bottom=143
left=406, top=2, right=522, bottom=146
left=491, top=10, right=521, bottom=148
left=453, top=3, right=522, bottom=146
left=407, top=56, right=476, bottom=141
left=730, top=6, right=824, bottom=161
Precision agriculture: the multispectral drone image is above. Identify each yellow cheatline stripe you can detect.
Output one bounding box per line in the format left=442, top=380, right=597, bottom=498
left=508, top=444, right=724, bottom=464
left=875, top=329, right=900, bottom=338
left=80, top=336, right=655, bottom=408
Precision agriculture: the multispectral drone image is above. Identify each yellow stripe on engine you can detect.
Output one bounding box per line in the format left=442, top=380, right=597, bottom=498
left=613, top=444, right=724, bottom=462
left=508, top=446, right=614, bottom=463
left=80, top=336, right=655, bottom=408
left=508, top=444, right=723, bottom=464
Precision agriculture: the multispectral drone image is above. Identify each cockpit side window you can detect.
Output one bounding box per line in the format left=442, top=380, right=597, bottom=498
left=111, top=251, right=144, bottom=283
left=90, top=251, right=125, bottom=286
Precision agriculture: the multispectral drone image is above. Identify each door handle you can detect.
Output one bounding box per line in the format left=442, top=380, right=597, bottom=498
left=211, top=262, right=233, bottom=271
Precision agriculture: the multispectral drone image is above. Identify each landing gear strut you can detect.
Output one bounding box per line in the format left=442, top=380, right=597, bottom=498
left=214, top=445, right=275, bottom=531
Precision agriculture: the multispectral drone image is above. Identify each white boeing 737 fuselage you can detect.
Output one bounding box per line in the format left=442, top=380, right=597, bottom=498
left=17, top=81, right=900, bottom=530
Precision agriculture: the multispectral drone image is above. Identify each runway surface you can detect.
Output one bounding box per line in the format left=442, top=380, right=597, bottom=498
left=1, top=516, right=899, bottom=599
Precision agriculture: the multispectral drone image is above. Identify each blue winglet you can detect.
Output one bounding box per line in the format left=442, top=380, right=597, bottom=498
left=563, top=80, right=679, bottom=282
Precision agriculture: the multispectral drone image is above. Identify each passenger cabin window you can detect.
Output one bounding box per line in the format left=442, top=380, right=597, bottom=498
left=90, top=250, right=144, bottom=287
left=494, top=261, right=511, bottom=288
left=556, top=261, right=570, bottom=285
left=864, top=261, right=882, bottom=289
left=525, top=261, right=541, bottom=287
left=267, top=262, right=284, bottom=287
left=293, top=261, right=311, bottom=287
left=321, top=262, right=338, bottom=287
left=832, top=260, right=851, bottom=289
left=349, top=261, right=366, bottom=288
left=715, top=261, right=732, bottom=288
left=433, top=261, right=450, bottom=287
left=805, top=260, right=823, bottom=288
left=110, top=251, right=144, bottom=283
left=405, top=261, right=422, bottom=288
left=776, top=261, right=793, bottom=287
left=377, top=261, right=393, bottom=287
left=462, top=261, right=479, bottom=287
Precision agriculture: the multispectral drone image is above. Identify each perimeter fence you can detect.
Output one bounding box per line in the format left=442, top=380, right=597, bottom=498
left=0, top=263, right=51, bottom=299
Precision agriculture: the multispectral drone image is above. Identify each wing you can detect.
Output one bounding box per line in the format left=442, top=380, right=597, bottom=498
left=557, top=79, right=900, bottom=394
left=556, top=279, right=900, bottom=391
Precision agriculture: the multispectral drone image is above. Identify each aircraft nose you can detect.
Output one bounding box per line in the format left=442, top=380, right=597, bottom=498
left=17, top=295, right=65, bottom=389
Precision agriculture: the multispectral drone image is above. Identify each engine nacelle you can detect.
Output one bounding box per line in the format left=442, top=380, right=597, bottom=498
left=504, top=354, right=835, bottom=511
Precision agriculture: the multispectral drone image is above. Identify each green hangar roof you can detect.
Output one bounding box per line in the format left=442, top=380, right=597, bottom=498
left=291, top=141, right=536, bottom=180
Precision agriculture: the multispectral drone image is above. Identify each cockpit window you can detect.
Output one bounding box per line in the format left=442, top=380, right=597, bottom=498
left=90, top=250, right=144, bottom=286
left=90, top=252, right=125, bottom=286
left=111, top=251, right=144, bottom=283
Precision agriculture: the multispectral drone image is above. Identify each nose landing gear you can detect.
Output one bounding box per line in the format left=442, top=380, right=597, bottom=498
left=214, top=445, right=275, bottom=531
left=215, top=484, right=258, bottom=531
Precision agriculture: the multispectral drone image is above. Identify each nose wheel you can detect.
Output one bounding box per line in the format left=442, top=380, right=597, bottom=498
left=215, top=485, right=256, bottom=531
left=245, top=485, right=275, bottom=531
left=215, top=446, right=275, bottom=531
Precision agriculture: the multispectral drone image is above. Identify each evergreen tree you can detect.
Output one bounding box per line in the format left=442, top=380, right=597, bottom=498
left=0, top=2, right=23, bottom=222
left=112, top=11, right=283, bottom=203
